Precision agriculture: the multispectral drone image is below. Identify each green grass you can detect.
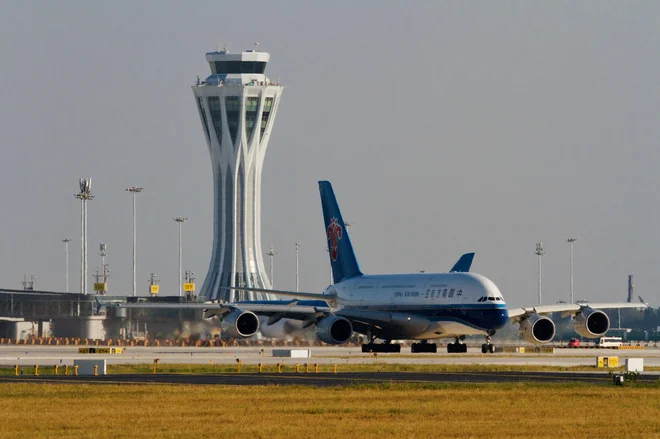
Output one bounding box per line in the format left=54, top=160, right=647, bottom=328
left=1, top=362, right=659, bottom=376
left=1, top=382, right=659, bottom=438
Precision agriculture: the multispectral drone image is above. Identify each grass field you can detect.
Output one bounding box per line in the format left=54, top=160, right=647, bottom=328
left=2, top=362, right=659, bottom=375
left=1, top=382, right=659, bottom=439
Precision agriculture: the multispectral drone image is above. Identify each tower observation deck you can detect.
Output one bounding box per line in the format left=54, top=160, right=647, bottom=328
left=192, top=48, right=283, bottom=301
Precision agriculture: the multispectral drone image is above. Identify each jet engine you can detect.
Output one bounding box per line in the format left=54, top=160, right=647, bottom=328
left=573, top=308, right=609, bottom=338
left=519, top=314, right=556, bottom=344
left=221, top=309, right=260, bottom=338
left=315, top=316, right=353, bottom=345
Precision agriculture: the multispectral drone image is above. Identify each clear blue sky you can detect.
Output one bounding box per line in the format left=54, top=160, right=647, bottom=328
left=0, top=1, right=658, bottom=307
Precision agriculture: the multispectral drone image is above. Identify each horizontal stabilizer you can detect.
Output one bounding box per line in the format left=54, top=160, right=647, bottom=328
left=450, top=253, right=475, bottom=273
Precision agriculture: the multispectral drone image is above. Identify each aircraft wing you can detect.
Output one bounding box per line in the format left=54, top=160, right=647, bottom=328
left=99, top=298, right=330, bottom=321
left=508, top=302, right=647, bottom=322
left=227, top=286, right=337, bottom=302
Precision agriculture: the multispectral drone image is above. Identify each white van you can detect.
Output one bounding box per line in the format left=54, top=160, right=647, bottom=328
left=597, top=336, right=622, bottom=348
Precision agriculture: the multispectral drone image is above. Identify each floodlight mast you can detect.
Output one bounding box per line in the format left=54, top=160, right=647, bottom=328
left=61, top=238, right=71, bottom=292
left=567, top=238, right=577, bottom=303
left=75, top=178, right=93, bottom=294
left=535, top=242, right=545, bottom=305
left=174, top=217, right=188, bottom=297
left=126, top=186, right=144, bottom=297
left=266, top=246, right=277, bottom=290
left=294, top=242, right=300, bottom=292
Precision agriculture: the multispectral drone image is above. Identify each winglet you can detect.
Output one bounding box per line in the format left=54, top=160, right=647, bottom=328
left=450, top=253, right=475, bottom=273
left=94, top=297, right=104, bottom=314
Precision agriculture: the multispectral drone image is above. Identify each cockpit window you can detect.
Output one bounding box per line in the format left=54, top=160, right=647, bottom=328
left=488, top=297, right=495, bottom=301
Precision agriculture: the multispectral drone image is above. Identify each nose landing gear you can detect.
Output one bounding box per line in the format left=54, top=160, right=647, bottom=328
left=481, top=335, right=496, bottom=354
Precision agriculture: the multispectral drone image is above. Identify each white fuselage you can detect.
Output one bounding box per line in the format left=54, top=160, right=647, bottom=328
left=322, top=272, right=509, bottom=340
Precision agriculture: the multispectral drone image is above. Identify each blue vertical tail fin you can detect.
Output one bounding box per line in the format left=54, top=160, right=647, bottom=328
left=319, top=181, right=363, bottom=284
left=449, top=253, right=475, bottom=273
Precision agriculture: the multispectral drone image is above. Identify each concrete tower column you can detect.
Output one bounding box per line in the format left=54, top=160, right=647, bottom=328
left=192, top=47, right=283, bottom=301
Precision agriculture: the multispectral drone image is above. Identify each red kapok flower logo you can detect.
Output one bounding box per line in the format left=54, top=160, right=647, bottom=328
left=327, top=217, right=343, bottom=261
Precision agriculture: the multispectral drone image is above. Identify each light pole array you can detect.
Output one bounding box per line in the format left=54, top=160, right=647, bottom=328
left=75, top=178, right=93, bottom=295
left=294, top=242, right=300, bottom=292
left=126, top=186, right=143, bottom=297
left=567, top=238, right=577, bottom=303
left=61, top=238, right=71, bottom=292
left=174, top=217, right=188, bottom=297
left=535, top=242, right=545, bottom=305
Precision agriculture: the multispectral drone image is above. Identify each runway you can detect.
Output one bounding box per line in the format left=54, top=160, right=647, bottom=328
left=1, top=345, right=659, bottom=367
left=0, top=370, right=650, bottom=387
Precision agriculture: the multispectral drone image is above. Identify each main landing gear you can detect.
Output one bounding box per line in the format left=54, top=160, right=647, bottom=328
left=481, top=335, right=496, bottom=354
left=411, top=341, right=437, bottom=353
left=447, top=337, right=468, bottom=353
left=362, top=339, right=401, bottom=353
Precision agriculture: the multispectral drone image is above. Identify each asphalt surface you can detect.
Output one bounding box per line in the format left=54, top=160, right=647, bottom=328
left=1, top=371, right=654, bottom=386
left=2, top=345, right=659, bottom=367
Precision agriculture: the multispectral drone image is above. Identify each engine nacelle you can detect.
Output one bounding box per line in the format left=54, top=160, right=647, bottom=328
left=573, top=308, right=610, bottom=338
left=221, top=309, right=260, bottom=338
left=519, top=314, right=556, bottom=344
left=315, top=316, right=353, bottom=345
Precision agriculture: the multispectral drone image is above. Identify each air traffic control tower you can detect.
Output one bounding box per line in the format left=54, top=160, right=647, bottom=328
left=192, top=48, right=283, bottom=302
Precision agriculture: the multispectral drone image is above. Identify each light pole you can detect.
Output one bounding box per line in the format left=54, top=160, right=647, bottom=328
left=99, top=243, right=107, bottom=267
left=174, top=217, right=188, bottom=297
left=75, top=178, right=93, bottom=294
left=61, top=238, right=71, bottom=292
left=567, top=238, right=577, bottom=303
left=325, top=248, right=333, bottom=285
left=535, top=242, right=545, bottom=305
left=267, top=245, right=277, bottom=288
left=294, top=242, right=300, bottom=292
left=126, top=186, right=143, bottom=297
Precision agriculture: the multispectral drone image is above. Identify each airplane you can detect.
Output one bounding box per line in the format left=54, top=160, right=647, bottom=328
left=103, top=181, right=647, bottom=354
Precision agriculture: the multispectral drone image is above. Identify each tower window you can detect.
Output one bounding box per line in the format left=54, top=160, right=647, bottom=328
left=197, top=98, right=210, bottom=142
left=207, top=97, right=223, bottom=145
left=225, top=96, right=241, bottom=145
left=211, top=61, right=267, bottom=74
left=259, top=97, right=274, bottom=139
left=245, top=97, right=259, bottom=142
